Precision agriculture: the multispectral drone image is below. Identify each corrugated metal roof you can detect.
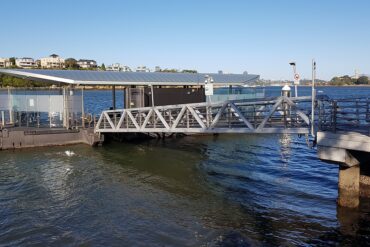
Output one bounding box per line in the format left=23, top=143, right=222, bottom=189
left=0, top=69, right=259, bottom=86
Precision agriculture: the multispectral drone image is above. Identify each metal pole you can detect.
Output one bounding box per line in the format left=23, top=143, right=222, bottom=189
left=8, top=87, right=13, bottom=124
left=63, top=87, right=66, bottom=128
left=150, top=85, right=155, bottom=107
left=49, top=91, right=52, bottom=128
left=123, top=87, right=126, bottom=109
left=81, top=87, right=85, bottom=128
left=112, top=85, right=116, bottom=110
left=311, top=59, right=316, bottom=137
left=293, top=65, right=298, bottom=98
left=1, top=111, right=4, bottom=127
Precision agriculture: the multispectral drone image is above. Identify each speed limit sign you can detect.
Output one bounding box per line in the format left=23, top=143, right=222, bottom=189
left=294, top=73, right=300, bottom=85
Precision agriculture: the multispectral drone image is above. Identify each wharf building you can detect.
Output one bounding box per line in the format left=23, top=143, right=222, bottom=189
left=0, top=68, right=262, bottom=149
left=0, top=69, right=262, bottom=121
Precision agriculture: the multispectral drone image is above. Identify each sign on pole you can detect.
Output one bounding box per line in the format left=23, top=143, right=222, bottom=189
left=294, top=73, right=300, bottom=85
left=205, top=83, right=214, bottom=96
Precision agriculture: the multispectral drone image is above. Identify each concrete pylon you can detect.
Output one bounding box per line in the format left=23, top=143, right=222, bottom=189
left=338, top=165, right=360, bottom=208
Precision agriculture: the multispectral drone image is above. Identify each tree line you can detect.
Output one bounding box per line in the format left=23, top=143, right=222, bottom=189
left=0, top=75, right=49, bottom=87
left=329, top=75, right=369, bottom=86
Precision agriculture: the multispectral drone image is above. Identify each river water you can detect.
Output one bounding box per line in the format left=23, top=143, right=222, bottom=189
left=1, top=87, right=370, bottom=246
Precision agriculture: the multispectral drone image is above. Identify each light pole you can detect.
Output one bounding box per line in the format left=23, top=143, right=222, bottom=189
left=204, top=75, right=214, bottom=127
left=311, top=59, right=316, bottom=137
left=289, top=62, right=299, bottom=97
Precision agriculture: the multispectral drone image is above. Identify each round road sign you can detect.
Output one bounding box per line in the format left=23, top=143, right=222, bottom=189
left=294, top=74, right=300, bottom=80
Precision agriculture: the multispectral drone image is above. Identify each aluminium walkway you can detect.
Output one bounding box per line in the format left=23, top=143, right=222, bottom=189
left=95, top=96, right=312, bottom=135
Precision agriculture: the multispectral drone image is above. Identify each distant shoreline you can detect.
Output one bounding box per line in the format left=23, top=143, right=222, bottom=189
left=1, top=85, right=370, bottom=90
left=260, top=85, right=370, bottom=87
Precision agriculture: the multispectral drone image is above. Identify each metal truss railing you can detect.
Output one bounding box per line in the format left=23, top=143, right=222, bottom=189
left=95, top=96, right=312, bottom=135
left=318, top=97, right=370, bottom=136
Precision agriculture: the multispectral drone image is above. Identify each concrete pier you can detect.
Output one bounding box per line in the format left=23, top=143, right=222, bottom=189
left=338, top=166, right=360, bottom=208
left=317, top=131, right=370, bottom=208
left=0, top=128, right=103, bottom=150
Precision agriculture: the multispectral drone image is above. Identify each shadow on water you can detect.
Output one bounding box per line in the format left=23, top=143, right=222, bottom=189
left=1, top=132, right=370, bottom=246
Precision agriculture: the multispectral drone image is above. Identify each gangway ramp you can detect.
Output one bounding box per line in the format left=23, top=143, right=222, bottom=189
left=95, top=96, right=312, bottom=135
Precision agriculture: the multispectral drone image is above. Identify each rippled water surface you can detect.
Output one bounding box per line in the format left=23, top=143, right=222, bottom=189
left=1, top=87, right=370, bottom=246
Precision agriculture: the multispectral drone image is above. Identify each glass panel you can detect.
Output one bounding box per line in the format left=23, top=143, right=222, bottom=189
left=0, top=88, right=83, bottom=128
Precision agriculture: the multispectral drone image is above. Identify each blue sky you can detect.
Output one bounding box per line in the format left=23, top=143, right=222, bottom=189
left=1, top=0, right=369, bottom=80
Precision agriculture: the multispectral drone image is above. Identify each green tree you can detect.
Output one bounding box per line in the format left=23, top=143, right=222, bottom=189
left=65, top=58, right=79, bottom=69
left=355, top=76, right=369, bottom=85
left=181, top=69, right=197, bottom=73
left=101, top=63, right=106, bottom=71
left=160, top=68, right=178, bottom=73
left=9, top=57, right=16, bottom=68
left=330, top=75, right=355, bottom=86
left=0, top=75, right=49, bottom=88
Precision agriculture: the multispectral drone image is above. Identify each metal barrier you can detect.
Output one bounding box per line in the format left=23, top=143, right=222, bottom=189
left=318, top=97, right=370, bottom=135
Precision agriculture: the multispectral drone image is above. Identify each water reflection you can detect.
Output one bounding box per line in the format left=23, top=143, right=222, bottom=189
left=279, top=133, right=292, bottom=165
left=0, top=133, right=370, bottom=245
left=39, top=153, right=74, bottom=201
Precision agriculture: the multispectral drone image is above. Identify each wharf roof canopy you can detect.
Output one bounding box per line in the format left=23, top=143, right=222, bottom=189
left=0, top=69, right=260, bottom=86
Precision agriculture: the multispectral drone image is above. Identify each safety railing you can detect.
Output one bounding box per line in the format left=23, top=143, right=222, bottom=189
left=317, top=97, right=370, bottom=136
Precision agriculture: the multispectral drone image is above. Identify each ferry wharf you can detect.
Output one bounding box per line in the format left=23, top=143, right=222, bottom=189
left=0, top=68, right=369, bottom=209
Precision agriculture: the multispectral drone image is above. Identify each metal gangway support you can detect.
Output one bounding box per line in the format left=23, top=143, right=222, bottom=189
left=95, top=96, right=312, bottom=135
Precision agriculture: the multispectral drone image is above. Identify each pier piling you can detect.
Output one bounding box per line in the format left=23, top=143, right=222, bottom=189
left=338, top=165, right=360, bottom=208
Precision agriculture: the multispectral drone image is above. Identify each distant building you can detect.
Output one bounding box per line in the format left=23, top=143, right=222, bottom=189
left=15, top=57, right=37, bottom=68
left=106, top=63, right=131, bottom=72
left=77, top=59, right=97, bottom=69
left=155, top=66, right=161, bottom=72
left=0, top=58, right=13, bottom=68
left=40, top=54, right=65, bottom=69
left=136, top=66, right=150, bottom=72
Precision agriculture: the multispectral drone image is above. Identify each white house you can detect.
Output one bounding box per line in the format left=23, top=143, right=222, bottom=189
left=0, top=58, right=13, bottom=68
left=77, top=59, right=97, bottom=69
left=106, top=63, right=131, bottom=72
left=40, top=54, right=65, bottom=69
left=135, top=66, right=150, bottom=72
left=15, top=57, right=37, bottom=68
